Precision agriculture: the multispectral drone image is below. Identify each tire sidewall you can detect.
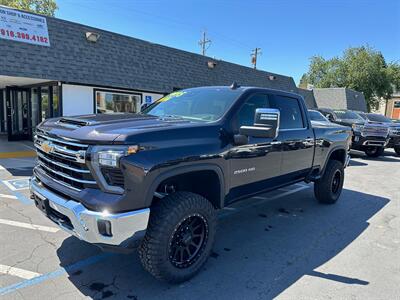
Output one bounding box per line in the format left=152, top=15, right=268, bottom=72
left=327, top=165, right=344, bottom=202
left=150, top=194, right=217, bottom=282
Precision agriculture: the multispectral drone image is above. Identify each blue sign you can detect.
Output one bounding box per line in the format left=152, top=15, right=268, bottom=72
left=145, top=95, right=152, bottom=104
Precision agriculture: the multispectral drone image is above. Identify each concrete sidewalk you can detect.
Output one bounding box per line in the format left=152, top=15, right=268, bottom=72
left=0, top=135, right=36, bottom=158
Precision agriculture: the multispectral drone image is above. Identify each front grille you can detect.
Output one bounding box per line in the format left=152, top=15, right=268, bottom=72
left=362, top=125, right=388, bottom=137
left=34, top=130, right=97, bottom=191
left=101, top=168, right=125, bottom=188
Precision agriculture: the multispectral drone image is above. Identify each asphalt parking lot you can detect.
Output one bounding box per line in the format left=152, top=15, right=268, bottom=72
left=0, top=151, right=399, bottom=300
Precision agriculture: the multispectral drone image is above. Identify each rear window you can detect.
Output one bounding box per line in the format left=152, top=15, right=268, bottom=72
left=271, top=96, right=304, bottom=129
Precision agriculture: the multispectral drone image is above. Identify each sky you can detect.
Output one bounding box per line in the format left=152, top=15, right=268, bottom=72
left=56, top=0, right=400, bottom=84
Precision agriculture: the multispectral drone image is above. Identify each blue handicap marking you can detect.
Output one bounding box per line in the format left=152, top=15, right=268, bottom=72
left=3, top=178, right=30, bottom=191
left=145, top=95, right=152, bottom=104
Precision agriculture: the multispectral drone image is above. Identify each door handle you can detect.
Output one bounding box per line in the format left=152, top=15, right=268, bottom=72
left=271, top=141, right=282, bottom=145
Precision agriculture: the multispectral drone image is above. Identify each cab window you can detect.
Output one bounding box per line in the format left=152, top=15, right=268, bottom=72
left=271, top=96, right=304, bottom=129
left=235, top=94, right=270, bottom=129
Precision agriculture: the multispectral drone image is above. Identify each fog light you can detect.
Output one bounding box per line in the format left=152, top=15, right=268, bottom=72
left=97, top=219, right=112, bottom=237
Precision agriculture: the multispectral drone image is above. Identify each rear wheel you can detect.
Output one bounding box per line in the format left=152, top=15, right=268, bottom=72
left=394, top=146, right=400, bottom=156
left=138, top=192, right=217, bottom=283
left=314, top=160, right=344, bottom=204
left=364, top=146, right=384, bottom=157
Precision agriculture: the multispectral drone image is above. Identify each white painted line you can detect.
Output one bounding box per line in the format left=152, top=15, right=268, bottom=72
left=0, top=219, right=59, bottom=233
left=0, top=264, right=41, bottom=280
left=0, top=194, right=18, bottom=200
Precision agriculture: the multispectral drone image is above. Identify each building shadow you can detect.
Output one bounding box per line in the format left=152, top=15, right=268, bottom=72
left=57, top=187, right=388, bottom=299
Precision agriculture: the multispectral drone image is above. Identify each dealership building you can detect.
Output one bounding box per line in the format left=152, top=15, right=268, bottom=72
left=0, top=6, right=297, bottom=141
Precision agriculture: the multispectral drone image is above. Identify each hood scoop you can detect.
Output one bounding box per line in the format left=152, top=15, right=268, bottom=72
left=57, top=117, right=91, bottom=128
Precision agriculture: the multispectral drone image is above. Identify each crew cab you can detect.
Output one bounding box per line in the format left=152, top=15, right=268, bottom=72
left=318, top=108, right=389, bottom=157
left=30, top=86, right=351, bottom=283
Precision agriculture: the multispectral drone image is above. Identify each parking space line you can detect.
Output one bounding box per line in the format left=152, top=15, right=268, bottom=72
left=0, top=219, right=59, bottom=233
left=0, top=264, right=41, bottom=280
left=0, top=253, right=113, bottom=296
left=0, top=193, right=18, bottom=200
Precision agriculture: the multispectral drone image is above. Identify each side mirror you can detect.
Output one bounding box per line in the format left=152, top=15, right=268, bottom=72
left=327, top=114, right=334, bottom=122
left=239, top=108, right=280, bottom=138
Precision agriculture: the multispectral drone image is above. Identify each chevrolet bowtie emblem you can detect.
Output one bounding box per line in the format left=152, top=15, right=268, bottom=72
left=41, top=141, right=54, bottom=154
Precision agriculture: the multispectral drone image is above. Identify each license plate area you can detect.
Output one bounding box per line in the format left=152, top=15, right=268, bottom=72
left=33, top=193, right=50, bottom=215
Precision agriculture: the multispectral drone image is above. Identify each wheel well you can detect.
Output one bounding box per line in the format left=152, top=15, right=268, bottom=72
left=329, top=149, right=346, bottom=165
left=156, top=170, right=222, bottom=209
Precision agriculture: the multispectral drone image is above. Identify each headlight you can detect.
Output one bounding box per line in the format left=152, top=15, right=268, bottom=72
left=352, top=124, right=364, bottom=132
left=89, top=145, right=139, bottom=194
left=97, top=146, right=139, bottom=168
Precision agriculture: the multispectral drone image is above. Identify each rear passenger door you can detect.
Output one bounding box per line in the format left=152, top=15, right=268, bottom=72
left=271, top=95, right=314, bottom=180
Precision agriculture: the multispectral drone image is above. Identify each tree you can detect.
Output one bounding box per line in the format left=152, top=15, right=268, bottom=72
left=300, top=46, right=400, bottom=111
left=0, top=0, right=57, bottom=17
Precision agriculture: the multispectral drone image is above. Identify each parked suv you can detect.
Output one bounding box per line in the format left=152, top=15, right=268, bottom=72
left=31, top=86, right=351, bottom=283
left=318, top=108, right=389, bottom=157
left=356, top=112, right=400, bottom=155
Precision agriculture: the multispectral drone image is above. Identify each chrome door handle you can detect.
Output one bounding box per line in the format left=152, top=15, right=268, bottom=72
left=271, top=141, right=282, bottom=145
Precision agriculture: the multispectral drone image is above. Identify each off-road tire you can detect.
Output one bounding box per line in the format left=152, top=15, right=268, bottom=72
left=138, top=191, right=217, bottom=283
left=314, top=160, right=344, bottom=204
left=394, top=146, right=400, bottom=156
left=364, top=146, right=385, bottom=157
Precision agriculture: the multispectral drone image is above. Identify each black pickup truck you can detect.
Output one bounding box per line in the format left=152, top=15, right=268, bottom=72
left=30, top=86, right=351, bottom=283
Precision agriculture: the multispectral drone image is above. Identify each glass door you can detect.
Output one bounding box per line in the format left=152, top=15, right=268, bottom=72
left=6, top=87, right=32, bottom=141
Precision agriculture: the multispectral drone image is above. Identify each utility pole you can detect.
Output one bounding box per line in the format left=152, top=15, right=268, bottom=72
left=251, top=47, right=262, bottom=69
left=199, top=31, right=211, bottom=56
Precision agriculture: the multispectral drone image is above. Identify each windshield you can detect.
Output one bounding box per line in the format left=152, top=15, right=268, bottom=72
left=367, top=114, right=391, bottom=123
left=308, top=110, right=328, bottom=122
left=334, top=110, right=364, bottom=121
left=142, top=88, right=242, bottom=122
left=357, top=112, right=367, bottom=120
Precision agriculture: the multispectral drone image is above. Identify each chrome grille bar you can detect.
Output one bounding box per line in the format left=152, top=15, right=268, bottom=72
left=38, top=161, right=96, bottom=185
left=37, top=152, right=90, bottom=174
left=35, top=133, right=89, bottom=148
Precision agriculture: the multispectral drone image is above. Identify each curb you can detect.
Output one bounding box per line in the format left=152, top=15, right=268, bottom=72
left=0, top=151, right=37, bottom=159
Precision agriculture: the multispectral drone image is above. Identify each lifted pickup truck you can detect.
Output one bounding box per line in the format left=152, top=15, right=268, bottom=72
left=30, top=86, right=351, bottom=283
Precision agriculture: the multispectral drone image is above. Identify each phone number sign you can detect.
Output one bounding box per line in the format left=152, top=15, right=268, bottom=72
left=0, top=6, right=50, bottom=46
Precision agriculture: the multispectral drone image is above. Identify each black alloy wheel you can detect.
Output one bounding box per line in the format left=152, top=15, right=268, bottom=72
left=169, top=214, right=208, bottom=269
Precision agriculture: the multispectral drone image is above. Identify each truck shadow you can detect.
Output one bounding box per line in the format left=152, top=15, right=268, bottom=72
left=57, top=187, right=389, bottom=299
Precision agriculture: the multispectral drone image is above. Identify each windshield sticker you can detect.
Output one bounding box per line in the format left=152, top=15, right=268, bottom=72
left=157, top=91, right=186, bottom=103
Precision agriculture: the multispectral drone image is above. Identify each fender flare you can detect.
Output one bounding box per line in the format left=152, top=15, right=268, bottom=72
left=145, top=164, right=226, bottom=208
left=321, top=146, right=347, bottom=176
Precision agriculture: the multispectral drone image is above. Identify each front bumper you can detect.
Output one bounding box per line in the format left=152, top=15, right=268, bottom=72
left=30, top=177, right=150, bottom=248
left=351, top=134, right=389, bottom=149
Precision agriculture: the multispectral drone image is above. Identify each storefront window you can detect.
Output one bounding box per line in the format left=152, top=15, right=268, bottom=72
left=31, top=88, right=39, bottom=129
left=96, top=90, right=141, bottom=114
left=41, top=87, right=49, bottom=121
left=52, top=86, right=60, bottom=117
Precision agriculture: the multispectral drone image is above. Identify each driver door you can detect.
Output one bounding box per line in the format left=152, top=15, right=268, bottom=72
left=226, top=93, right=284, bottom=202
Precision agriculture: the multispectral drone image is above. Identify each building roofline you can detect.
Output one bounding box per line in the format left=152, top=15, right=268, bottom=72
left=0, top=5, right=293, bottom=82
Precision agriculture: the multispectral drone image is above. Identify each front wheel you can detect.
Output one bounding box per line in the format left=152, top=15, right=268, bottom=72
left=138, top=192, right=217, bottom=283
left=314, top=160, right=344, bottom=204
left=364, top=146, right=384, bottom=157
left=394, top=146, right=400, bottom=156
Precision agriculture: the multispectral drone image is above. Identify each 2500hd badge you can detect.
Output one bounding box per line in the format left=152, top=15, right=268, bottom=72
left=30, top=85, right=351, bottom=283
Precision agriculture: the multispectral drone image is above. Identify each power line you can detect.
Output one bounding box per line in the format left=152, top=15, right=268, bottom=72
left=251, top=47, right=262, bottom=69
left=198, top=31, right=212, bottom=56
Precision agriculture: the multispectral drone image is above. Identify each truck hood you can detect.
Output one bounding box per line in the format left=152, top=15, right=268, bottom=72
left=37, top=113, right=198, bottom=144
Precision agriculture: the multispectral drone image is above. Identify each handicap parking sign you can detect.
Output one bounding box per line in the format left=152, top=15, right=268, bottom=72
left=145, top=95, right=152, bottom=104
